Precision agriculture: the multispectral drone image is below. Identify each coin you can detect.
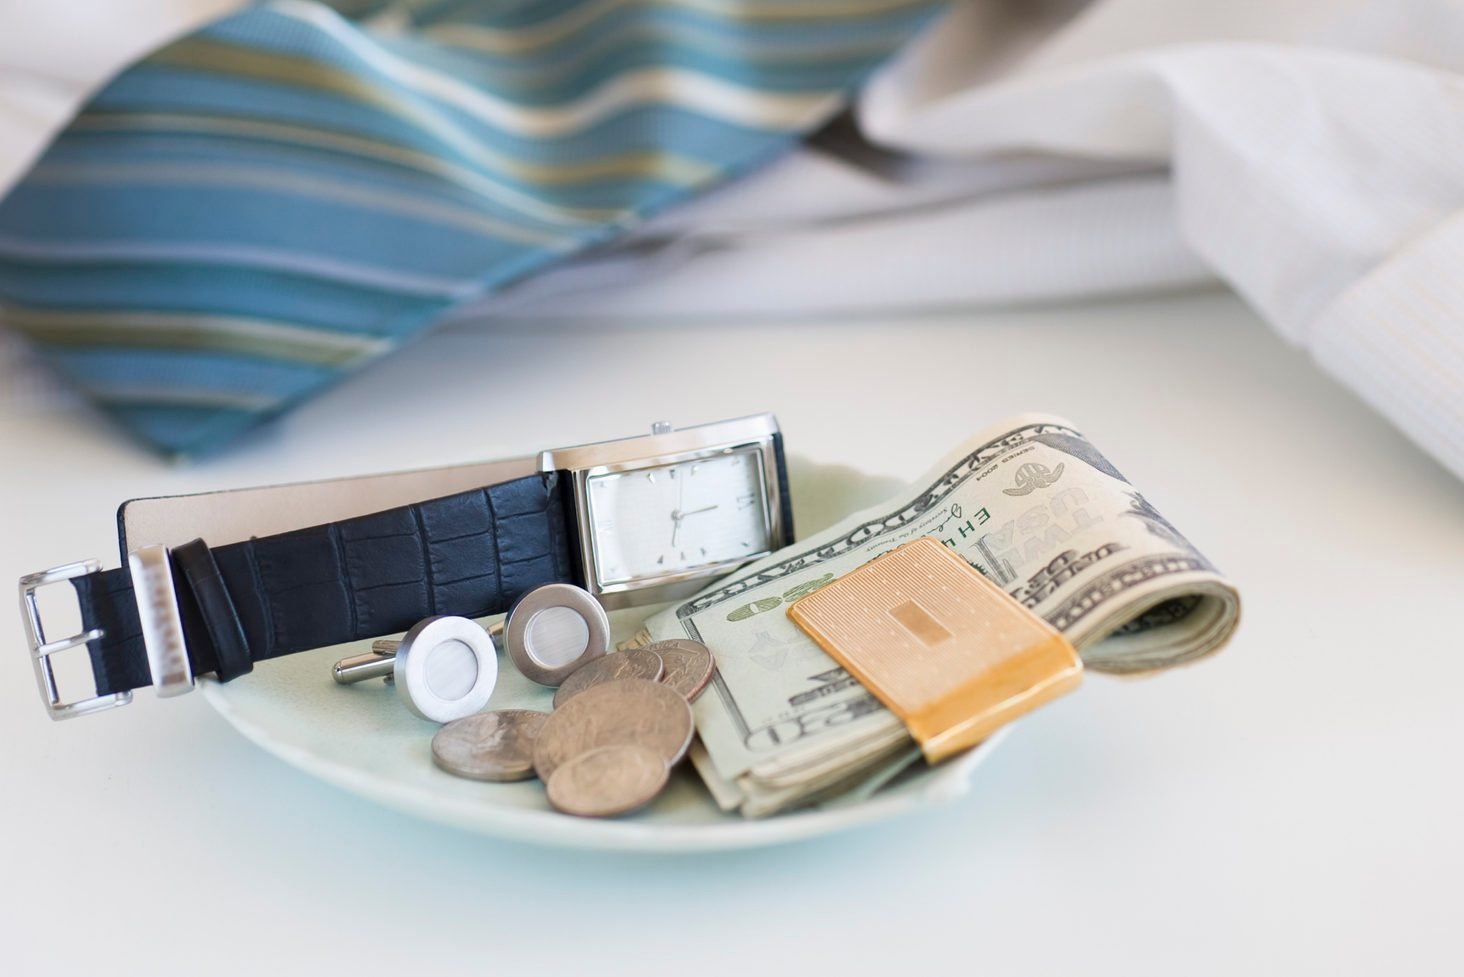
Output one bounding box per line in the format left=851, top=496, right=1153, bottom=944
left=551, top=647, right=665, bottom=708
left=533, top=678, right=694, bottom=782
left=431, top=709, right=549, bottom=782
left=545, top=744, right=669, bottom=818
left=648, top=639, right=715, bottom=702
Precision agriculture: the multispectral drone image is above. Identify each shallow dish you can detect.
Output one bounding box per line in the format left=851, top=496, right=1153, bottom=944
left=203, top=458, right=1008, bottom=852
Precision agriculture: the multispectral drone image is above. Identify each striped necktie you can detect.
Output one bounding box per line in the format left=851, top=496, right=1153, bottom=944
left=0, top=0, right=942, bottom=456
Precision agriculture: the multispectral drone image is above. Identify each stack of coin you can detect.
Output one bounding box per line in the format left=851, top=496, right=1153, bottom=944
left=430, top=640, right=716, bottom=818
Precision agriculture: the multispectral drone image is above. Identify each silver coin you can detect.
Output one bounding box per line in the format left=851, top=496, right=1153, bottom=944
left=545, top=744, right=669, bottom=818
left=431, top=709, right=549, bottom=782
left=552, top=647, right=665, bottom=708
left=533, top=678, right=694, bottom=782
left=647, top=639, right=716, bottom=702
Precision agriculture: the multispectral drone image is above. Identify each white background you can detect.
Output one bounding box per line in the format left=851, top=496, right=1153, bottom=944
left=1, top=289, right=1461, bottom=975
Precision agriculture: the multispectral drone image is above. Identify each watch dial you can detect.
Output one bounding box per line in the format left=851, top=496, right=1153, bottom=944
left=587, top=449, right=772, bottom=586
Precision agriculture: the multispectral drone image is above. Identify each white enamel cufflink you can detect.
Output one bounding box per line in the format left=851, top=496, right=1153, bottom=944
left=333, top=616, right=497, bottom=723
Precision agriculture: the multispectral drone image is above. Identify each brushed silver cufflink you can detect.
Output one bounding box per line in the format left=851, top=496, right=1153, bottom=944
left=503, top=583, right=609, bottom=686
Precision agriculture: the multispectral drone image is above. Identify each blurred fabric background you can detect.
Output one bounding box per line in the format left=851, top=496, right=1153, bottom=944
left=1, top=0, right=1461, bottom=475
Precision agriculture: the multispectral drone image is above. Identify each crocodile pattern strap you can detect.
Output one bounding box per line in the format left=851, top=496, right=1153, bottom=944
left=72, top=471, right=578, bottom=696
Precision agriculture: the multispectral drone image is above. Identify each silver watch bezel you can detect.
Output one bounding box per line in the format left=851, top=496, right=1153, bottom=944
left=538, top=414, right=786, bottom=610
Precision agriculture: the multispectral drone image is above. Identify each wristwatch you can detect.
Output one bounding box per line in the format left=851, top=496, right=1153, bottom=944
left=20, top=414, right=793, bottom=719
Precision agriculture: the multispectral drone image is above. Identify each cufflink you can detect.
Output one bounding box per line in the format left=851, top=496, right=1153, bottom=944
left=503, top=583, right=609, bottom=686
left=333, top=616, right=497, bottom=723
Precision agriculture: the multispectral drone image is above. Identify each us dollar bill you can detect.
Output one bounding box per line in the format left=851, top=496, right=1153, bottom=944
left=644, top=413, right=1241, bottom=816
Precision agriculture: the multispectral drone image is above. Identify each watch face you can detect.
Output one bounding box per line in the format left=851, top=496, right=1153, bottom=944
left=586, top=448, right=772, bottom=586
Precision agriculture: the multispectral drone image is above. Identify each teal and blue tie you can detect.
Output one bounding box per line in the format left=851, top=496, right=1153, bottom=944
left=0, top=0, right=942, bottom=456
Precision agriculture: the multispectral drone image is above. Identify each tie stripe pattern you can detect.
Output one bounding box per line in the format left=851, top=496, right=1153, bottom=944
left=0, top=0, right=941, bottom=455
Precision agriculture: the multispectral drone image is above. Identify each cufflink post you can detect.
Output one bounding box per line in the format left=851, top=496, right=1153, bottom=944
left=332, top=652, right=396, bottom=685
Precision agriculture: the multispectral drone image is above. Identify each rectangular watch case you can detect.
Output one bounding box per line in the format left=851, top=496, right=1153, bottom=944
left=538, top=413, right=793, bottom=609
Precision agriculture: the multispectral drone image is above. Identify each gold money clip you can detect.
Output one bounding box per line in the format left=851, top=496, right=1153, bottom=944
left=787, top=537, right=1082, bottom=763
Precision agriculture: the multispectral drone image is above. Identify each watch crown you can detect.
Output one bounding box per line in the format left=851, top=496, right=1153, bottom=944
left=651, top=421, right=673, bottom=435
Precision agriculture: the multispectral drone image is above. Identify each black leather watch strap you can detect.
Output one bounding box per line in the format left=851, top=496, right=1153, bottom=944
left=771, top=431, right=795, bottom=544
left=72, top=471, right=579, bottom=696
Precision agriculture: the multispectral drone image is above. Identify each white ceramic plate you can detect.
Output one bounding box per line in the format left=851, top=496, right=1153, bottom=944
left=202, top=458, right=1008, bottom=852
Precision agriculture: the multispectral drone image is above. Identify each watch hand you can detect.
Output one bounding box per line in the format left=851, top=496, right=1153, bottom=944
left=677, top=505, right=720, bottom=518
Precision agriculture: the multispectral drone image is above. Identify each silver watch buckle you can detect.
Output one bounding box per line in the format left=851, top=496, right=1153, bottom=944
left=19, top=560, right=133, bottom=720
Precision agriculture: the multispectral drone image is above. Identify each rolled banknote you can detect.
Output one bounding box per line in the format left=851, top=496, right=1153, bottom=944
left=643, top=413, right=1241, bottom=816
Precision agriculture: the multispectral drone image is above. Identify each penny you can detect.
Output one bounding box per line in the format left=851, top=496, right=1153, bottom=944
left=648, top=640, right=715, bottom=702
left=551, top=647, right=665, bottom=708
left=533, top=678, right=694, bottom=782
left=545, top=744, right=669, bottom=818
left=431, top=709, right=549, bottom=782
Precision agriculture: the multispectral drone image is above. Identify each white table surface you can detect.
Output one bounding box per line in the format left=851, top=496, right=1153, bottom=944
left=1, top=289, right=1460, bottom=976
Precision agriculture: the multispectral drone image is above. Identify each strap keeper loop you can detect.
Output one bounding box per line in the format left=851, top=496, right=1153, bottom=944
left=172, top=538, right=253, bottom=682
